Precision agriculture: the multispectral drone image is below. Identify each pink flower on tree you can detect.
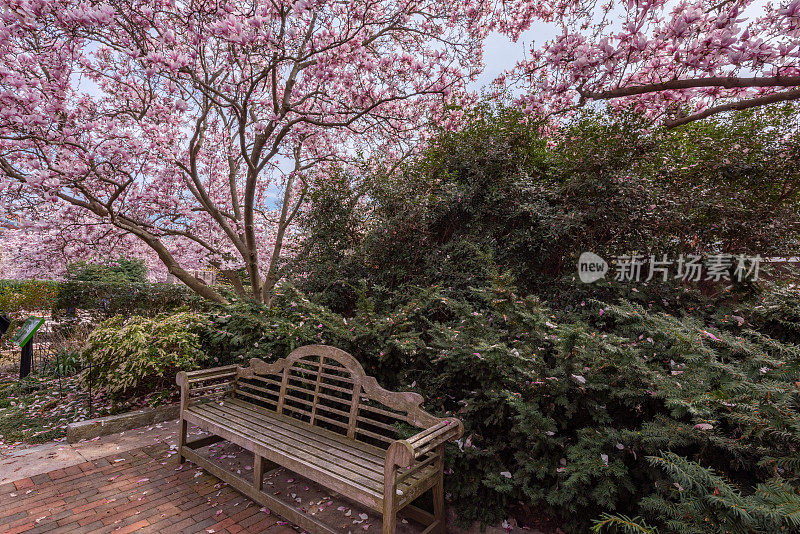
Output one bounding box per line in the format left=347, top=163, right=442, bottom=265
left=0, top=0, right=487, bottom=302
left=496, top=0, right=800, bottom=127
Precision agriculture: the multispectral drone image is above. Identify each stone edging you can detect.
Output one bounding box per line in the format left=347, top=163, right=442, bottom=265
left=66, top=404, right=179, bottom=443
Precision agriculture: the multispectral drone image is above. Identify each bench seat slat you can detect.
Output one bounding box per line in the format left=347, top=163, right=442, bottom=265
left=197, top=402, right=386, bottom=483
left=225, top=398, right=385, bottom=462
left=191, top=399, right=433, bottom=496
left=188, top=399, right=437, bottom=494
left=220, top=399, right=382, bottom=467
left=183, top=409, right=383, bottom=510
left=191, top=403, right=385, bottom=494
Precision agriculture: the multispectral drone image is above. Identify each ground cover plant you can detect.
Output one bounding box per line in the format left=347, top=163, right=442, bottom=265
left=0, top=374, right=111, bottom=453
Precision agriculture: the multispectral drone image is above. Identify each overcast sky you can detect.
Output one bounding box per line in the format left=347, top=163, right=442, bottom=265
left=470, top=24, right=555, bottom=91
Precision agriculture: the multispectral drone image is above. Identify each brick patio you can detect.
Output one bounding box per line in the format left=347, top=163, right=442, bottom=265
left=0, top=444, right=295, bottom=534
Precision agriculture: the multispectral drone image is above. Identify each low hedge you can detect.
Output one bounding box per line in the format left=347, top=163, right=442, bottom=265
left=0, top=279, right=198, bottom=317
left=0, top=280, right=60, bottom=312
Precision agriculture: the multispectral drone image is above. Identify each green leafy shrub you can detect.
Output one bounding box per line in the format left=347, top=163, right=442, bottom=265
left=0, top=278, right=197, bottom=320
left=66, top=257, right=148, bottom=284
left=42, top=348, right=82, bottom=378
left=83, top=312, right=208, bottom=402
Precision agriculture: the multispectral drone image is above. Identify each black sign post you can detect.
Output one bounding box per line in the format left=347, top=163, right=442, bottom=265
left=12, top=317, right=45, bottom=379
left=20, top=342, right=33, bottom=379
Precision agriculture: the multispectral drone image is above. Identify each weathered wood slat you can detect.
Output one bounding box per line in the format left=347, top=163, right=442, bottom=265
left=184, top=365, right=239, bottom=378
left=317, top=361, right=350, bottom=372
left=226, top=399, right=386, bottom=470
left=396, top=453, right=438, bottom=484
left=356, top=426, right=396, bottom=444
left=195, top=402, right=386, bottom=485
left=283, top=405, right=350, bottom=431
left=186, top=371, right=238, bottom=384
left=407, top=420, right=449, bottom=446
left=248, top=375, right=283, bottom=388
left=184, top=409, right=383, bottom=509
left=197, top=400, right=436, bottom=498
left=356, top=415, right=401, bottom=434
left=317, top=371, right=356, bottom=384
left=283, top=393, right=352, bottom=418
left=235, top=381, right=280, bottom=398
left=192, top=404, right=386, bottom=494
left=288, top=374, right=354, bottom=395
left=359, top=403, right=407, bottom=420
left=227, top=398, right=386, bottom=459
left=232, top=388, right=279, bottom=406
left=396, top=466, right=439, bottom=508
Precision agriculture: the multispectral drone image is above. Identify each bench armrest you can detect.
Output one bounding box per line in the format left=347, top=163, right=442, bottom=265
left=176, top=365, right=240, bottom=388
left=177, top=365, right=241, bottom=409
left=386, top=417, right=463, bottom=469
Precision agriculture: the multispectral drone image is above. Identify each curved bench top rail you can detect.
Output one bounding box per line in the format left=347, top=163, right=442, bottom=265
left=237, top=344, right=443, bottom=430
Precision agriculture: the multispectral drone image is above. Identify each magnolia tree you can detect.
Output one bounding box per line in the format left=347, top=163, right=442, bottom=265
left=498, top=0, right=800, bottom=127
left=0, top=205, right=167, bottom=280
left=0, top=0, right=485, bottom=303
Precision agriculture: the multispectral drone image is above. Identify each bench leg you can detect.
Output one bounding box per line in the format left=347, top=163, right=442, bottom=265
left=432, top=445, right=445, bottom=534
left=254, top=455, right=265, bottom=491
left=431, top=458, right=447, bottom=534
left=178, top=418, right=188, bottom=464
left=382, top=502, right=397, bottom=534
left=253, top=454, right=279, bottom=491
left=383, top=463, right=397, bottom=534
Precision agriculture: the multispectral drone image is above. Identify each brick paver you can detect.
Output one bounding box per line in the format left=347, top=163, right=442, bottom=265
left=0, top=444, right=296, bottom=534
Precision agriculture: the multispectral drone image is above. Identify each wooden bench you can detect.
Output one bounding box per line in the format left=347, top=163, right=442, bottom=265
left=176, top=344, right=463, bottom=534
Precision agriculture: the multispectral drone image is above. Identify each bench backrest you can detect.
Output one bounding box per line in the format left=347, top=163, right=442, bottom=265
left=234, top=345, right=443, bottom=448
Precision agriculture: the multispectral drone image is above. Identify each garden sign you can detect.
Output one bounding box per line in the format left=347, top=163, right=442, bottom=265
left=12, top=316, right=44, bottom=348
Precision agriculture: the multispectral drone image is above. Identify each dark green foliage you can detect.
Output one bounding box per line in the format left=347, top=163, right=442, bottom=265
left=293, top=105, right=800, bottom=311
left=66, top=257, right=148, bottom=284
left=750, top=283, right=800, bottom=344
left=292, top=169, right=368, bottom=314
left=53, top=281, right=199, bottom=319
left=199, top=278, right=800, bottom=532
left=638, top=453, right=800, bottom=533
